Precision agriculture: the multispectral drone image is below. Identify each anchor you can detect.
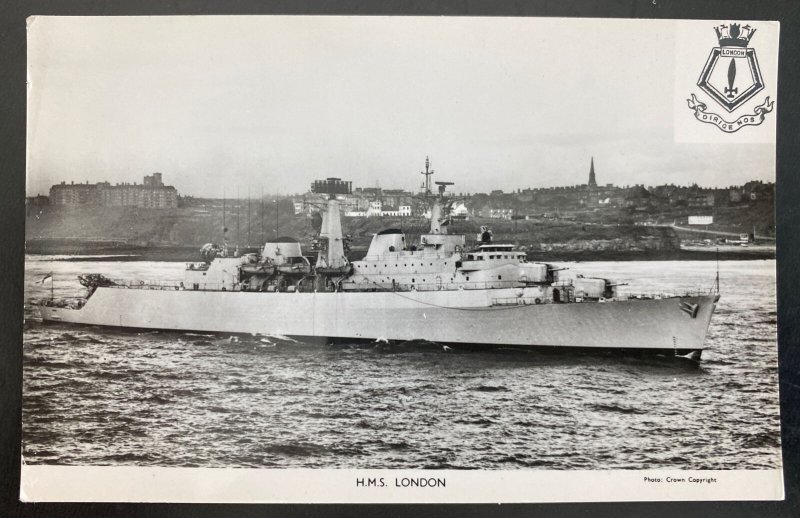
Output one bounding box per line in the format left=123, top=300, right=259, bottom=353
left=725, top=58, right=738, bottom=99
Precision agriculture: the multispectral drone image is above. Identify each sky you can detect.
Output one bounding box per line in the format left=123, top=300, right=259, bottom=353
left=26, top=16, right=776, bottom=197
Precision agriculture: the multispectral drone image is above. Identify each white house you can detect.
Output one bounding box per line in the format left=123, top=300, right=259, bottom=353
left=366, top=200, right=383, bottom=217
left=451, top=202, right=469, bottom=218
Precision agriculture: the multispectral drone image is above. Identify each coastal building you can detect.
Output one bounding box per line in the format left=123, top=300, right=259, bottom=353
left=366, top=200, right=383, bottom=217
left=50, top=173, right=178, bottom=208
left=49, top=181, right=97, bottom=205
left=451, top=202, right=469, bottom=219
left=487, top=208, right=514, bottom=219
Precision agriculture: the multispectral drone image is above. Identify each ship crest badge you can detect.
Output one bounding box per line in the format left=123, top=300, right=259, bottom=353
left=687, top=23, right=774, bottom=133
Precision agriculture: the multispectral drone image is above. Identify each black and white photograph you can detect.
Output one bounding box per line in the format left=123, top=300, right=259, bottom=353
left=20, top=15, right=782, bottom=503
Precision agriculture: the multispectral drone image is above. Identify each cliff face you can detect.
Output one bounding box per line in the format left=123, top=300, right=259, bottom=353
left=25, top=205, right=680, bottom=253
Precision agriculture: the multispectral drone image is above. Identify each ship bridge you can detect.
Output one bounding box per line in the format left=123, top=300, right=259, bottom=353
left=461, top=244, right=528, bottom=268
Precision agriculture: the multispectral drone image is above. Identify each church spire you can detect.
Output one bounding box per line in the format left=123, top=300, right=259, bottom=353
left=588, top=157, right=597, bottom=188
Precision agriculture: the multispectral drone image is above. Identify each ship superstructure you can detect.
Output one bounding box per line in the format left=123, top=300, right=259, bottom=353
left=37, top=159, right=719, bottom=359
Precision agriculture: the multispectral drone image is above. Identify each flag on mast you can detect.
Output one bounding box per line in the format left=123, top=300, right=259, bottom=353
left=40, top=272, right=53, bottom=283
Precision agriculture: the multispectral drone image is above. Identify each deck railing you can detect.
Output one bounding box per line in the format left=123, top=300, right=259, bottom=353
left=622, top=290, right=711, bottom=300
left=100, top=279, right=713, bottom=299
left=491, top=290, right=711, bottom=307
left=109, top=279, right=191, bottom=290
left=339, top=279, right=545, bottom=293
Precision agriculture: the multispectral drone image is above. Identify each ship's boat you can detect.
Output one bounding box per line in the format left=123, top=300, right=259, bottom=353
left=36, top=162, right=719, bottom=359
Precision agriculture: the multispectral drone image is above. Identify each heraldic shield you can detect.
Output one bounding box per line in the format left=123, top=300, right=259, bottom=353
left=696, top=23, right=764, bottom=113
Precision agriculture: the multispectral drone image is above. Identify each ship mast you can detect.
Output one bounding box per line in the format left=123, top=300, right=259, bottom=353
left=419, top=156, right=454, bottom=235
left=430, top=181, right=454, bottom=235
left=421, top=156, right=434, bottom=197
left=222, top=187, right=228, bottom=255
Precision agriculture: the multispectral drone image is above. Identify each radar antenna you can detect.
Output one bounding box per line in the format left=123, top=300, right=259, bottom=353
left=435, top=180, right=454, bottom=198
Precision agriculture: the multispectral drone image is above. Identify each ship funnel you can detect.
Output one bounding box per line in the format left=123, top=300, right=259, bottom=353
left=311, top=178, right=350, bottom=273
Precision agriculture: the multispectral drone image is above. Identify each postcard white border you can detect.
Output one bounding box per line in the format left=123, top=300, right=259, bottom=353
left=22, top=15, right=784, bottom=506
left=19, top=466, right=784, bottom=503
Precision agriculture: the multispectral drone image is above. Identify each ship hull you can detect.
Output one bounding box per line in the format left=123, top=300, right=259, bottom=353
left=37, top=288, right=717, bottom=353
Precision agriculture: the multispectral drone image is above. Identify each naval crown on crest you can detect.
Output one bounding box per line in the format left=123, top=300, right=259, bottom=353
left=714, top=23, right=756, bottom=47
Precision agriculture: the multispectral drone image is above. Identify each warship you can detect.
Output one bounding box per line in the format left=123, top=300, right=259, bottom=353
left=37, top=161, right=719, bottom=359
